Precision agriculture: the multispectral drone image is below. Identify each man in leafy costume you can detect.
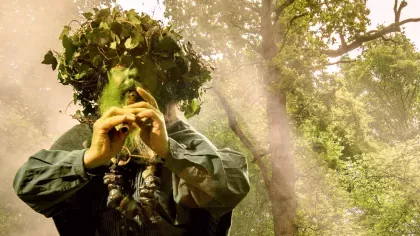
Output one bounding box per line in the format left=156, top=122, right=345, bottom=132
left=13, top=7, right=250, bottom=236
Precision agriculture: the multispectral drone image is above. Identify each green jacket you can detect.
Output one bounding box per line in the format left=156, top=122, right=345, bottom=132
left=13, top=120, right=250, bottom=236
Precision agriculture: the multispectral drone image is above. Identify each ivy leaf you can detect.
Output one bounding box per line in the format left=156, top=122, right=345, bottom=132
left=131, top=26, right=144, bottom=46
left=95, top=8, right=111, bottom=22
left=92, top=55, right=102, bottom=67
left=184, top=98, right=200, bottom=119
left=156, top=36, right=180, bottom=53
left=160, top=59, right=177, bottom=70
left=120, top=23, right=133, bottom=39
left=110, top=41, right=117, bottom=49
left=73, top=93, right=78, bottom=105
left=82, top=12, right=93, bottom=20
left=106, top=57, right=120, bottom=69
left=89, top=28, right=111, bottom=46
left=134, top=55, right=158, bottom=79
left=62, top=35, right=76, bottom=62
left=127, top=9, right=141, bottom=24
left=99, top=22, right=110, bottom=30
left=124, top=37, right=138, bottom=49
left=42, top=50, right=58, bottom=70
left=120, top=55, right=133, bottom=67
left=59, top=26, right=70, bottom=40
left=110, top=22, right=122, bottom=35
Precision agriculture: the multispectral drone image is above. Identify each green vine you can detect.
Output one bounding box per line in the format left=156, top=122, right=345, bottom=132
left=42, top=7, right=212, bottom=121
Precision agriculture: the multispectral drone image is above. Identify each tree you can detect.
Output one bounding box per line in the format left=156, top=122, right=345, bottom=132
left=164, top=0, right=420, bottom=234
left=342, top=34, right=420, bottom=143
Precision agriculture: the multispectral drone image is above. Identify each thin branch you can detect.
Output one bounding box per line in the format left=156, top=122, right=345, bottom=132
left=396, top=0, right=408, bottom=23
left=278, top=13, right=309, bottom=54
left=321, top=17, right=420, bottom=57
left=212, top=87, right=271, bottom=188
left=321, top=0, right=417, bottom=57
left=274, top=0, right=297, bottom=23
left=381, top=35, right=400, bottom=44
left=325, top=59, right=356, bottom=66
left=393, top=0, right=399, bottom=22
left=218, top=61, right=262, bottom=76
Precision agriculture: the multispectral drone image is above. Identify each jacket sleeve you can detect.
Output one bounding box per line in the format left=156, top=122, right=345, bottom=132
left=164, top=122, right=250, bottom=217
left=13, top=124, right=94, bottom=217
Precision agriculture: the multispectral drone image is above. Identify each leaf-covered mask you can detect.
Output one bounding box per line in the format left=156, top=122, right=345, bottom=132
left=43, top=6, right=212, bottom=121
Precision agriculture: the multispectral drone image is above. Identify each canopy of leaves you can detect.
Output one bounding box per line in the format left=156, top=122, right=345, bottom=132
left=342, top=34, right=420, bottom=143
left=42, top=7, right=212, bottom=119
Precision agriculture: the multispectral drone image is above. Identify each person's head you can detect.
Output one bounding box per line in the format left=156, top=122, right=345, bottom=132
left=43, top=7, right=212, bottom=123
left=99, top=63, right=179, bottom=123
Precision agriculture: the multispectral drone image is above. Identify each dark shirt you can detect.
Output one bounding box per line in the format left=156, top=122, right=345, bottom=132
left=13, top=120, right=250, bottom=235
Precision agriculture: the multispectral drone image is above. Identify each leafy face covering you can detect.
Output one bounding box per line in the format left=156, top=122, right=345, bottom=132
left=99, top=65, right=158, bottom=163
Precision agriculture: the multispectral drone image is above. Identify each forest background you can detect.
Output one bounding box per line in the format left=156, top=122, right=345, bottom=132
left=1, top=0, right=420, bottom=235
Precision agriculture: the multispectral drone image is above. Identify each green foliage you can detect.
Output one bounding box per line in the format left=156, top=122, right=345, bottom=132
left=188, top=88, right=273, bottom=235
left=164, top=0, right=420, bottom=235
left=0, top=104, right=54, bottom=235
left=42, top=6, right=212, bottom=119
left=342, top=137, right=420, bottom=235
left=342, top=34, right=420, bottom=143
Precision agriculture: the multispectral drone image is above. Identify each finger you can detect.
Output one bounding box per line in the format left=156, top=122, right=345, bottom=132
left=101, top=106, right=133, bottom=119
left=96, top=114, right=136, bottom=133
left=135, top=109, right=161, bottom=121
left=136, top=87, right=158, bottom=109
left=121, top=106, right=150, bottom=114
left=102, top=106, right=149, bottom=120
left=126, top=101, right=158, bottom=112
left=135, top=110, right=162, bottom=128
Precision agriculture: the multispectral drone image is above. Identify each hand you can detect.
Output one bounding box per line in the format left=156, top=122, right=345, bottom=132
left=83, top=107, right=136, bottom=169
left=127, top=87, right=170, bottom=158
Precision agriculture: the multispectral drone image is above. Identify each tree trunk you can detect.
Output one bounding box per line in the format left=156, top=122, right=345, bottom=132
left=260, top=0, right=296, bottom=233
left=264, top=67, right=297, bottom=235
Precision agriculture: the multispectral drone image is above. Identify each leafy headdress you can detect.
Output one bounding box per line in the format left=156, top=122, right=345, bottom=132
left=42, top=7, right=211, bottom=122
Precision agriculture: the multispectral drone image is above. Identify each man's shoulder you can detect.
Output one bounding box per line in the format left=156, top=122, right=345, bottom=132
left=50, top=123, right=92, bottom=151
left=166, top=119, right=192, bottom=134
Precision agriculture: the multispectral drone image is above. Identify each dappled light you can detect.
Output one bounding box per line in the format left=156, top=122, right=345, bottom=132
left=1, top=0, right=420, bottom=235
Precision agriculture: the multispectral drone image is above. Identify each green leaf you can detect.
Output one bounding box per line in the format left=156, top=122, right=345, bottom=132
left=124, top=37, right=138, bottom=49
left=89, top=28, right=111, bottom=46
left=120, top=23, right=133, bottom=39
left=92, top=55, right=102, bottom=67
left=62, top=35, right=76, bottom=62
left=99, top=22, right=110, bottom=30
left=41, top=50, right=58, bottom=70
left=110, top=41, right=117, bottom=49
left=127, top=10, right=141, bottom=24
left=59, top=26, right=70, bottom=40
left=82, top=12, right=93, bottom=20
left=120, top=55, right=133, bottom=67
left=160, top=59, right=177, bottom=70
left=73, top=93, right=78, bottom=105
left=132, top=26, right=144, bottom=45
left=105, top=57, right=120, bottom=69
left=156, top=36, right=180, bottom=53
left=110, top=22, right=122, bottom=35
left=184, top=98, right=200, bottom=118
left=95, top=8, right=111, bottom=21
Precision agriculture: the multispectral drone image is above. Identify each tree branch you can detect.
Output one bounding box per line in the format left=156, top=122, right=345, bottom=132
left=212, top=87, right=271, bottom=187
left=278, top=12, right=309, bottom=54
left=274, top=0, right=297, bottom=23
left=218, top=61, right=262, bottom=76
left=321, top=17, right=420, bottom=57
left=395, top=0, right=408, bottom=23
left=325, top=59, right=356, bottom=66
left=321, top=0, right=417, bottom=57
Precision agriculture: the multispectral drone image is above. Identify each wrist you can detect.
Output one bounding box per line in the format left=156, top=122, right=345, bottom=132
left=83, top=148, right=103, bottom=169
left=158, top=142, right=170, bottom=159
